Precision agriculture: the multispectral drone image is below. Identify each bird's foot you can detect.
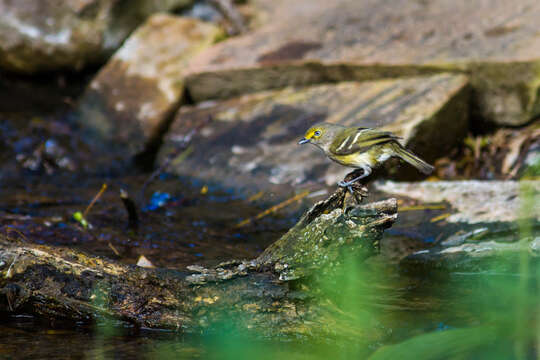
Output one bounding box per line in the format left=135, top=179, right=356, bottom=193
left=338, top=179, right=357, bottom=188
left=338, top=171, right=369, bottom=203
left=338, top=174, right=364, bottom=191
left=338, top=180, right=356, bottom=194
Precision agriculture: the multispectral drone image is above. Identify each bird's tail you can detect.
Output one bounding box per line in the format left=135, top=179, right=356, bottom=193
left=392, top=143, right=434, bottom=175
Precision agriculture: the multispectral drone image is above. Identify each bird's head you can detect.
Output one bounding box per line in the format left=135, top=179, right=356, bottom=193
left=298, top=122, right=345, bottom=152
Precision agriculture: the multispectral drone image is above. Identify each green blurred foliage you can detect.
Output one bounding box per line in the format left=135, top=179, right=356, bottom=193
left=89, top=183, right=538, bottom=360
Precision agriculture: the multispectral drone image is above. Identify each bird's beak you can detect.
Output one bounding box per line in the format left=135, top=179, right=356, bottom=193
left=298, top=137, right=310, bottom=145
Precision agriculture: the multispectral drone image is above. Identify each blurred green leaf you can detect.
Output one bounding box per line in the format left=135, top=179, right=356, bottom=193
left=368, top=326, right=498, bottom=360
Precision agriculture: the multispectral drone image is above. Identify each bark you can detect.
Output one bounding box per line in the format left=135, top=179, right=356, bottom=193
left=0, top=189, right=396, bottom=339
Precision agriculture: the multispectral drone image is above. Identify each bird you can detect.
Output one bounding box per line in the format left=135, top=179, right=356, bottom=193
left=298, top=122, right=434, bottom=189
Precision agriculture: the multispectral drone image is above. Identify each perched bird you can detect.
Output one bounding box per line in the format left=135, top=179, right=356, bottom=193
left=298, top=122, right=434, bottom=188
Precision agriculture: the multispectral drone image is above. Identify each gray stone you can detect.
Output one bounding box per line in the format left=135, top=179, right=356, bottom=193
left=184, top=0, right=540, bottom=126
left=159, top=74, right=468, bottom=198
left=375, top=180, right=540, bottom=269
left=376, top=180, right=539, bottom=224
left=76, top=14, right=222, bottom=156
left=0, top=0, right=193, bottom=73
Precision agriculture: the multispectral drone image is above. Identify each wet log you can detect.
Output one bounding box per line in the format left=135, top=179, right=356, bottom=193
left=0, top=191, right=396, bottom=339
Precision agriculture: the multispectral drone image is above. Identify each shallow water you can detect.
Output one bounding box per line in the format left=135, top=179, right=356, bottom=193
left=1, top=182, right=537, bottom=359
left=0, top=78, right=537, bottom=360
left=1, top=252, right=536, bottom=359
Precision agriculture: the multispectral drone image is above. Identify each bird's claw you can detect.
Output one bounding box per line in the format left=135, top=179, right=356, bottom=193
left=338, top=180, right=355, bottom=195
left=338, top=180, right=354, bottom=188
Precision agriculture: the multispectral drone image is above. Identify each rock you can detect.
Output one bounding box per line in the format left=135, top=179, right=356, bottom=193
left=520, top=127, right=540, bottom=178
left=76, top=14, right=222, bottom=157
left=184, top=0, right=540, bottom=126
left=0, top=0, right=193, bottom=74
left=433, top=121, right=540, bottom=180
left=375, top=180, right=540, bottom=270
left=376, top=180, right=539, bottom=224
left=159, top=73, right=468, bottom=198
left=136, top=255, right=155, bottom=268
left=182, top=1, right=223, bottom=24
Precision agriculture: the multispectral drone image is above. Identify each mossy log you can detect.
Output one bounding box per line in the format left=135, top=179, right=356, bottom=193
left=0, top=189, right=396, bottom=339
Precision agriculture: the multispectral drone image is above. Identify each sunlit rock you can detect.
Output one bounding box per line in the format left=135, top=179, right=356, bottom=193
left=375, top=180, right=540, bottom=269
left=159, top=74, right=468, bottom=198
left=76, top=14, right=222, bottom=157
left=0, top=0, right=194, bottom=74
left=184, top=0, right=540, bottom=126
left=377, top=180, right=539, bottom=224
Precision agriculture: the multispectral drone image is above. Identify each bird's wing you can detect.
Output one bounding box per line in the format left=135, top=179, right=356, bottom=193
left=329, top=127, right=401, bottom=156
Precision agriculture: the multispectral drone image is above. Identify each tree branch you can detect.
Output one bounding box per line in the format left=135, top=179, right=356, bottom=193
left=0, top=194, right=397, bottom=338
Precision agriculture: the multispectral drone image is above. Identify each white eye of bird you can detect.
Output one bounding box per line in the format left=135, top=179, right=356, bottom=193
left=314, top=130, right=321, bottom=136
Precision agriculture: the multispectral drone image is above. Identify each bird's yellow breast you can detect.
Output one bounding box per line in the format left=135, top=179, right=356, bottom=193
left=329, top=152, right=377, bottom=168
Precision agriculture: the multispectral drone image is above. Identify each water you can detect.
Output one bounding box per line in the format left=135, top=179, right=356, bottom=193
left=1, top=254, right=536, bottom=359
left=0, top=75, right=537, bottom=360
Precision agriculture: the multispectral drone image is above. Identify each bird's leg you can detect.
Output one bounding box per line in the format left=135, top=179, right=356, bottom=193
left=338, top=169, right=370, bottom=208
left=338, top=166, right=372, bottom=191
left=337, top=167, right=371, bottom=204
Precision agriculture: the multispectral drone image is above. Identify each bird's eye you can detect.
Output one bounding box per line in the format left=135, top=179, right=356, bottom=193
left=314, top=130, right=321, bottom=137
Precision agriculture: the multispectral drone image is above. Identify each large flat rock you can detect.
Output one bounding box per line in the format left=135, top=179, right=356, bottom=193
left=184, top=0, right=540, bottom=126
left=76, top=14, right=222, bottom=156
left=377, top=181, right=539, bottom=224
left=159, top=73, right=468, bottom=198
left=375, top=180, right=540, bottom=269
left=0, top=0, right=193, bottom=74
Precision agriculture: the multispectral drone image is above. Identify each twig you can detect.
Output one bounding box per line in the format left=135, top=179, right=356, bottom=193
left=247, top=191, right=264, bottom=202
left=83, top=184, right=107, bottom=218
left=5, top=254, right=18, bottom=279
left=120, top=189, right=139, bottom=230
left=108, top=242, right=121, bottom=256
left=430, top=213, right=451, bottom=223
left=235, top=190, right=310, bottom=228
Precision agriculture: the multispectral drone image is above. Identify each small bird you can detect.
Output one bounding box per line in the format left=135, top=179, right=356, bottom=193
left=298, top=123, right=434, bottom=189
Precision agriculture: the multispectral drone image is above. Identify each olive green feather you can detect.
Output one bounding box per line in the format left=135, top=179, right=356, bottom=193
left=299, top=122, right=434, bottom=177
left=329, top=128, right=401, bottom=156
left=390, top=142, right=434, bottom=175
